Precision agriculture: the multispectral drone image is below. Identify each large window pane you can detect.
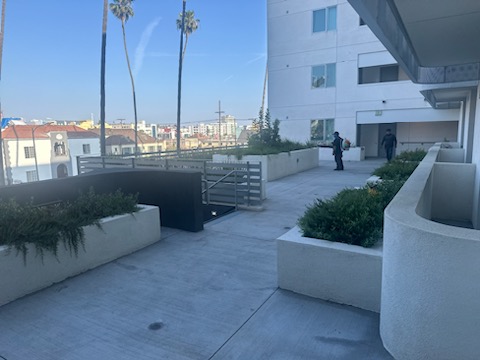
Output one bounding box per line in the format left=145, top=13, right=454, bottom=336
left=311, top=119, right=335, bottom=144
left=325, top=119, right=335, bottom=142
left=312, top=65, right=325, bottom=88
left=313, top=9, right=326, bottom=33
left=311, top=120, right=324, bottom=141
left=326, top=64, right=336, bottom=87
left=327, top=6, right=337, bottom=30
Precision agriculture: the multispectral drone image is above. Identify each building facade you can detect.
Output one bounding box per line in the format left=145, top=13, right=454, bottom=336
left=267, top=0, right=460, bottom=156
left=1, top=124, right=99, bottom=183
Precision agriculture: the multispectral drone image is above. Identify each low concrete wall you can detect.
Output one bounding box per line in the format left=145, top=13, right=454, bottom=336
left=277, top=226, right=382, bottom=313
left=437, top=148, right=465, bottom=163
left=431, top=163, right=475, bottom=222
left=214, top=148, right=319, bottom=181
left=382, top=145, right=480, bottom=360
left=0, top=205, right=161, bottom=307
left=319, top=146, right=365, bottom=161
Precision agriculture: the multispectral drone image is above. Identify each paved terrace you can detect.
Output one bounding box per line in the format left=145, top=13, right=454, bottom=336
left=0, top=158, right=393, bottom=360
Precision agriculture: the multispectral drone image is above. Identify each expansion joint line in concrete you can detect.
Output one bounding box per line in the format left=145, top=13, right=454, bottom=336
left=207, top=287, right=279, bottom=359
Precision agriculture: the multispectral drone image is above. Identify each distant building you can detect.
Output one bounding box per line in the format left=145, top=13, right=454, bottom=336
left=90, top=128, right=161, bottom=155
left=1, top=124, right=100, bottom=183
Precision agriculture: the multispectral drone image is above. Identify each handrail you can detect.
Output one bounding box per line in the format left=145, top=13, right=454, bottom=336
left=202, top=169, right=238, bottom=208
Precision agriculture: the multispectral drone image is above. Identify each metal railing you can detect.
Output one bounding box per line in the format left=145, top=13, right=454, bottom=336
left=77, top=155, right=263, bottom=209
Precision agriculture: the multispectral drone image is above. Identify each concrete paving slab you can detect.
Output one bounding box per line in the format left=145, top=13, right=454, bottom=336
left=211, top=290, right=393, bottom=360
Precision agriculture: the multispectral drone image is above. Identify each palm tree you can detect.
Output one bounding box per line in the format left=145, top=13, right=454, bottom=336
left=176, top=9, right=200, bottom=63
left=0, top=0, right=7, bottom=186
left=100, top=0, right=108, bottom=157
left=176, top=4, right=199, bottom=156
left=109, top=0, right=138, bottom=155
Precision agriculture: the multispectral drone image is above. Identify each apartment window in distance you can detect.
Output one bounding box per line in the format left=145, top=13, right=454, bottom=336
left=24, top=146, right=36, bottom=159
left=26, top=170, right=38, bottom=182
left=313, top=6, right=337, bottom=33
left=358, top=64, right=409, bottom=84
left=82, top=144, right=91, bottom=154
left=311, top=119, right=335, bottom=144
left=312, top=64, right=336, bottom=88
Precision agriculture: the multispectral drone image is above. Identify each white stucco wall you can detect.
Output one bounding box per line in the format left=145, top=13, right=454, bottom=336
left=267, top=0, right=460, bottom=151
left=68, top=138, right=100, bottom=175
left=5, top=138, right=52, bottom=183
left=382, top=145, right=480, bottom=360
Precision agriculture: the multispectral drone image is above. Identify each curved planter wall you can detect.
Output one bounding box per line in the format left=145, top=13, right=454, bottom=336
left=382, top=146, right=480, bottom=360
left=0, top=205, right=161, bottom=307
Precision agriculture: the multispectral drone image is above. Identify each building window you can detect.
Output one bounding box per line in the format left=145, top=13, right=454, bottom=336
left=122, top=147, right=132, bottom=155
left=311, top=119, right=335, bottom=144
left=313, top=6, right=337, bottom=33
left=358, top=64, right=409, bottom=84
left=312, top=64, right=336, bottom=88
left=24, top=146, right=36, bottom=159
left=82, top=144, right=91, bottom=154
left=54, top=142, right=66, bottom=156
left=26, top=170, right=38, bottom=182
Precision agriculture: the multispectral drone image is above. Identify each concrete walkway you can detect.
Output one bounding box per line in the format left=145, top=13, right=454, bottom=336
left=0, top=159, right=393, bottom=360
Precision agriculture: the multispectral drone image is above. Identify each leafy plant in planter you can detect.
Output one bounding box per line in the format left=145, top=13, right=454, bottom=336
left=0, top=188, right=139, bottom=262
left=395, top=149, right=427, bottom=162
left=373, top=149, right=426, bottom=181
left=298, top=180, right=404, bottom=248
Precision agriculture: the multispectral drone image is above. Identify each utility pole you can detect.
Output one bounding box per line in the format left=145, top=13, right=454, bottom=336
left=215, top=100, right=224, bottom=148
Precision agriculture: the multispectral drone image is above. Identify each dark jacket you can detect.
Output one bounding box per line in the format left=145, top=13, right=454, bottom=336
left=332, top=136, right=343, bottom=155
left=381, top=133, right=397, bottom=148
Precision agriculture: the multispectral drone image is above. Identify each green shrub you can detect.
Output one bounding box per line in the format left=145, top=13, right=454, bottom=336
left=298, top=180, right=404, bottom=248
left=0, top=189, right=139, bottom=262
left=372, top=160, right=419, bottom=181
left=395, top=149, right=427, bottom=162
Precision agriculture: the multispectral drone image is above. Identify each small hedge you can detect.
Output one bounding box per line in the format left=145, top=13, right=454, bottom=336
left=372, top=160, right=419, bottom=181
left=395, top=149, right=427, bottom=162
left=298, top=180, right=404, bottom=248
left=0, top=188, right=139, bottom=261
left=373, top=149, right=426, bottom=180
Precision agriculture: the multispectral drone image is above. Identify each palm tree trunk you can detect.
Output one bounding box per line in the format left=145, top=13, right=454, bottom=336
left=176, top=0, right=186, bottom=156
left=100, top=0, right=108, bottom=157
left=121, top=20, right=138, bottom=155
left=182, top=35, right=188, bottom=63
left=0, top=0, right=7, bottom=186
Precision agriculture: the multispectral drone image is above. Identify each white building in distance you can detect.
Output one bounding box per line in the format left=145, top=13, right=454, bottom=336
left=267, top=0, right=460, bottom=157
left=1, top=124, right=99, bottom=183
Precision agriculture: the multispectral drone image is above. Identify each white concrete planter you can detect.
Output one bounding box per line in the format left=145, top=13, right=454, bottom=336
left=319, top=146, right=365, bottom=161
left=0, top=205, right=161, bottom=306
left=277, top=226, right=382, bottom=312
left=213, top=147, right=319, bottom=182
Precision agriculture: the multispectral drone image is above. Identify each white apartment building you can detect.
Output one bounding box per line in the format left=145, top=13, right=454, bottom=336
left=2, top=124, right=100, bottom=183
left=268, top=0, right=460, bottom=157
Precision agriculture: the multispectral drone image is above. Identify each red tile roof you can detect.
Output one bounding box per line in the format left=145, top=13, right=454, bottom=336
left=1, top=125, right=98, bottom=140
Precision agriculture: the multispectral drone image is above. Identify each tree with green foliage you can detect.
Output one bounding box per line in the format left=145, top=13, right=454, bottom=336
left=109, top=0, right=138, bottom=154
left=176, top=9, right=200, bottom=63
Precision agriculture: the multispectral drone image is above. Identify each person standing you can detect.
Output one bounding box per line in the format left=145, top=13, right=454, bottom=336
left=332, top=131, right=344, bottom=170
left=381, top=128, right=397, bottom=162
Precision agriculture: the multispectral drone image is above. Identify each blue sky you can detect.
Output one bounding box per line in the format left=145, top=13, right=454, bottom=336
left=1, top=1, right=267, bottom=125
